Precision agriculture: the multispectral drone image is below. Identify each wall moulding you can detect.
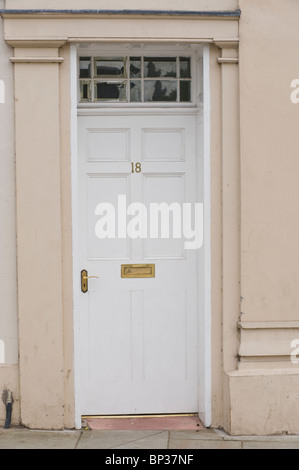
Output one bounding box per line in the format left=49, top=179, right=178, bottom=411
left=218, top=57, right=238, bottom=64
left=238, top=321, right=299, bottom=330
left=0, top=9, right=241, bottom=19
left=214, top=39, right=239, bottom=64
left=5, top=38, right=67, bottom=48
left=237, top=321, right=299, bottom=367
left=2, top=13, right=239, bottom=46
left=4, top=37, right=240, bottom=48
left=214, top=38, right=239, bottom=48
left=10, top=56, right=64, bottom=63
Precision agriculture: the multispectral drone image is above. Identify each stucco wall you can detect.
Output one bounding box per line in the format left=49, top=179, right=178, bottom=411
left=240, top=0, right=299, bottom=323
left=230, top=0, right=299, bottom=434
left=237, top=0, right=299, bottom=371
left=0, top=0, right=19, bottom=426
left=0, top=1, right=17, bottom=364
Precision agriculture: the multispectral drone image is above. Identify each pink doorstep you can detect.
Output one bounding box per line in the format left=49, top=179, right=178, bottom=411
left=84, top=415, right=205, bottom=431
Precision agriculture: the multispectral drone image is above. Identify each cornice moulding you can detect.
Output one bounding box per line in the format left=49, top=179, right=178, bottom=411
left=238, top=321, right=299, bottom=330
left=0, top=9, right=241, bottom=20
left=213, top=38, right=239, bottom=48
left=218, top=57, right=239, bottom=64
left=10, top=56, right=64, bottom=63
left=5, top=37, right=68, bottom=48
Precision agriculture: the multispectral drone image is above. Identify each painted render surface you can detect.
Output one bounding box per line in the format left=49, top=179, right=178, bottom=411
left=0, top=0, right=19, bottom=426
left=0, top=0, right=299, bottom=434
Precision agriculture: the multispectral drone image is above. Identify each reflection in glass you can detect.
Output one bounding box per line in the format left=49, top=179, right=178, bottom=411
left=130, top=81, right=142, bottom=102
left=95, top=81, right=127, bottom=101
left=94, top=58, right=126, bottom=78
left=80, top=81, right=91, bottom=102
left=180, top=81, right=191, bottom=102
left=130, top=57, right=141, bottom=78
left=144, top=58, right=177, bottom=78
left=79, top=57, right=91, bottom=79
left=144, top=80, right=177, bottom=102
left=180, top=57, right=191, bottom=78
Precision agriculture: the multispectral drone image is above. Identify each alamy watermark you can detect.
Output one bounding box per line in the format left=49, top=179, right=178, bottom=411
left=94, top=195, right=204, bottom=250
left=290, top=79, right=299, bottom=104
left=290, top=339, right=299, bottom=364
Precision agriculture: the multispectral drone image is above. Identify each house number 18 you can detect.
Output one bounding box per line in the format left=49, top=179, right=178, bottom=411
left=131, top=162, right=142, bottom=173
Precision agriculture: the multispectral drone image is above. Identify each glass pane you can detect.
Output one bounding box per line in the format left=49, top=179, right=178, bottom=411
left=130, top=81, right=142, bottom=102
left=144, top=57, right=177, bottom=78
left=130, top=57, right=141, bottom=78
left=180, top=57, right=191, bottom=78
left=95, top=81, right=127, bottom=101
left=94, top=58, right=126, bottom=78
left=180, top=81, right=191, bottom=102
left=79, top=57, right=91, bottom=79
left=80, top=81, right=91, bottom=102
left=144, top=80, right=177, bottom=102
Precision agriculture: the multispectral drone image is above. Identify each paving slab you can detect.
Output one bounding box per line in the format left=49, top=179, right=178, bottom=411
left=170, top=429, right=223, bottom=441
left=1, top=426, right=299, bottom=449
left=214, top=430, right=299, bottom=449
left=113, top=431, right=169, bottom=450
left=243, top=440, right=299, bottom=449
left=168, top=437, right=242, bottom=449
left=77, top=429, right=168, bottom=449
left=0, top=428, right=80, bottom=449
left=215, top=429, right=299, bottom=443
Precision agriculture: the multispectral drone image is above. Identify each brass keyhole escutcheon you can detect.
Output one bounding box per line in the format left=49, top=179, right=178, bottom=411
left=81, top=270, right=99, bottom=293
left=81, top=270, right=88, bottom=293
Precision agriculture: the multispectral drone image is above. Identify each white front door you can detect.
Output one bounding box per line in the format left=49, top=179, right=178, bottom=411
left=77, top=111, right=200, bottom=415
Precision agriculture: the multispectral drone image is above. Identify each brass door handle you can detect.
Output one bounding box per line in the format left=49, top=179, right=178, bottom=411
left=81, top=270, right=99, bottom=293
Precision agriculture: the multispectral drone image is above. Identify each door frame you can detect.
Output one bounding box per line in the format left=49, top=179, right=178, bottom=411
left=70, top=43, right=212, bottom=429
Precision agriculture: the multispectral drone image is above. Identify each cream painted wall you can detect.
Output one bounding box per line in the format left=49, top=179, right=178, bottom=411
left=5, top=0, right=239, bottom=12
left=0, top=0, right=18, bottom=426
left=239, top=0, right=299, bottom=323
left=0, top=0, right=18, bottom=366
left=14, top=51, right=65, bottom=429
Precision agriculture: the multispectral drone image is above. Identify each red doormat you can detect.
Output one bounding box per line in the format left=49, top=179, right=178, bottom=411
left=83, top=414, right=204, bottom=431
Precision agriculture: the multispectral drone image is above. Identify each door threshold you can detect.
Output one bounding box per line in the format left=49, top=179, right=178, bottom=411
left=82, top=413, right=197, bottom=419
left=82, top=413, right=204, bottom=431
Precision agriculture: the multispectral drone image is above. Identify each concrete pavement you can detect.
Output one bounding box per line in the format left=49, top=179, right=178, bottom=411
left=0, top=427, right=299, bottom=449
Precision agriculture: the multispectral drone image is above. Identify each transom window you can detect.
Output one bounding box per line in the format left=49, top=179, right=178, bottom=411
left=79, top=56, right=192, bottom=103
